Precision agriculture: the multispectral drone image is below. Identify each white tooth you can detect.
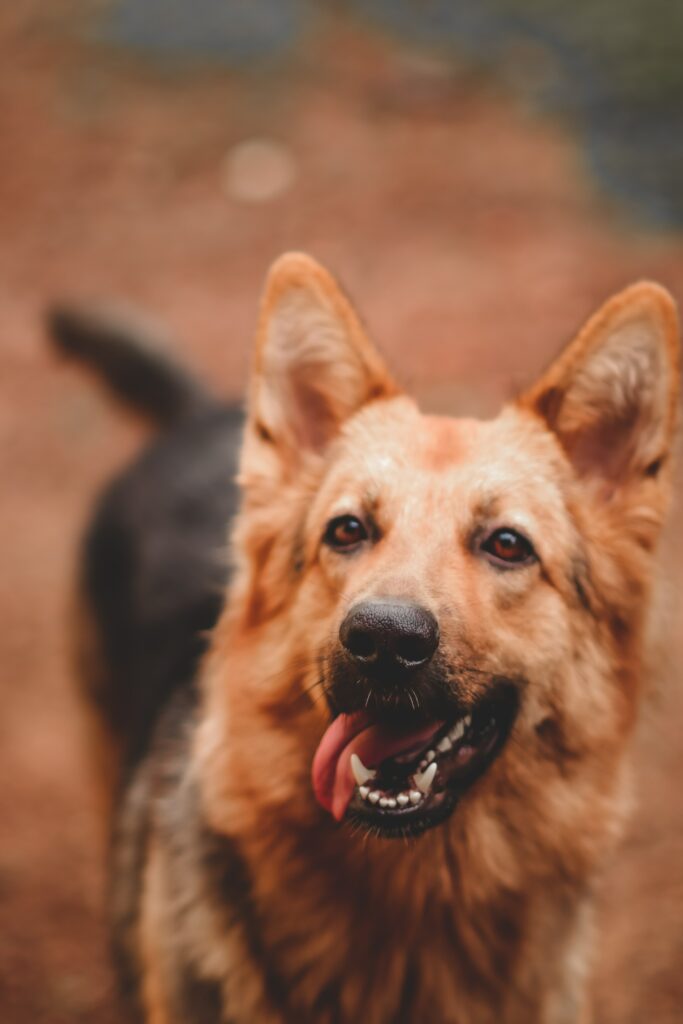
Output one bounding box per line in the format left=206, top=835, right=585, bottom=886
left=426, top=750, right=436, bottom=763
left=359, top=786, right=370, bottom=799
left=368, top=791, right=381, bottom=804
left=350, top=753, right=377, bottom=787
left=437, top=736, right=452, bottom=753
left=379, top=797, right=390, bottom=808
left=463, top=714, right=472, bottom=729
left=414, top=762, right=437, bottom=794
left=397, top=793, right=409, bottom=807
left=387, top=798, right=397, bottom=808
left=409, top=790, right=422, bottom=804
left=449, top=720, right=465, bottom=743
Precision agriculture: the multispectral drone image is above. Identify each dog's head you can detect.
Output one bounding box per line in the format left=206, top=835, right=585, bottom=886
left=206, top=254, right=679, bottom=843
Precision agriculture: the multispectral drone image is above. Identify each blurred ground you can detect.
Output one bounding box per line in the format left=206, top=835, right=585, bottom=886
left=1, top=2, right=683, bottom=1022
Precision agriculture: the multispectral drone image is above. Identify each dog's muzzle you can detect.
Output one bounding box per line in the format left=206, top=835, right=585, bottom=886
left=312, top=598, right=520, bottom=838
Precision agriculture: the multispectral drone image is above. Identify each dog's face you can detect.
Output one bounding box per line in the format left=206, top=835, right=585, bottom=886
left=301, top=404, right=576, bottom=836
left=214, top=255, right=679, bottom=843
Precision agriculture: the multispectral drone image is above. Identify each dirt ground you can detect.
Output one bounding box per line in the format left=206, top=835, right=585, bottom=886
left=1, top=6, right=683, bottom=1022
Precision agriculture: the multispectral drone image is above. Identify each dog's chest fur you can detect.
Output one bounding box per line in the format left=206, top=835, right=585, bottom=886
left=112, top=692, right=590, bottom=1024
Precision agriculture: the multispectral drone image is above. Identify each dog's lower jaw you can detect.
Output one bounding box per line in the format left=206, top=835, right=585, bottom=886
left=337, top=683, right=520, bottom=837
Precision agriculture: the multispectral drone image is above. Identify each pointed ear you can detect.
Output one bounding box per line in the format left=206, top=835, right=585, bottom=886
left=244, top=252, right=398, bottom=477
left=520, top=282, right=680, bottom=492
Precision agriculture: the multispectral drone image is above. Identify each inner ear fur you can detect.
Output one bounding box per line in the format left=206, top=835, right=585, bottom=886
left=520, top=282, right=680, bottom=489
left=244, top=252, right=399, bottom=478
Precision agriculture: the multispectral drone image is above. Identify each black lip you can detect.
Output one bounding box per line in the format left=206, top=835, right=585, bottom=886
left=344, top=682, right=519, bottom=839
left=323, top=649, right=470, bottom=722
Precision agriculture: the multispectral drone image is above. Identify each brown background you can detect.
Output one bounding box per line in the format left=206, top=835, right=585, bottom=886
left=1, top=3, right=682, bottom=1021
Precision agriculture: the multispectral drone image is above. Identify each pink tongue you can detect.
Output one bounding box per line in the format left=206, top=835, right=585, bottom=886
left=312, top=712, right=442, bottom=822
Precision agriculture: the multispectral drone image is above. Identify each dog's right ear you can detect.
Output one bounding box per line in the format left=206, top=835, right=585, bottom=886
left=242, top=253, right=398, bottom=483
left=519, top=282, right=680, bottom=513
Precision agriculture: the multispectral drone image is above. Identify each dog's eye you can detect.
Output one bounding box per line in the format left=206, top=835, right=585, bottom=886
left=323, top=515, right=368, bottom=551
left=481, top=528, right=536, bottom=566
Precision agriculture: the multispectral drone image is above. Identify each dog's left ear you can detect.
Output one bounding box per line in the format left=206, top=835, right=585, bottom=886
left=520, top=282, right=680, bottom=496
left=244, top=252, right=398, bottom=479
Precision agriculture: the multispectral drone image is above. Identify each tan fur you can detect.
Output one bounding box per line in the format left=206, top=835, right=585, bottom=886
left=139, top=841, right=174, bottom=1024
left=110, top=256, right=680, bottom=1022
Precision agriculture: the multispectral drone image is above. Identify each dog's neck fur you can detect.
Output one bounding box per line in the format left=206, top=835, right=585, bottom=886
left=198, top=805, right=591, bottom=1024
left=186, top=610, right=622, bottom=1024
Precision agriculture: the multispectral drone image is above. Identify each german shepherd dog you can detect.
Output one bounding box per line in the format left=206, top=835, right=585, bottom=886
left=50, top=255, right=679, bottom=1024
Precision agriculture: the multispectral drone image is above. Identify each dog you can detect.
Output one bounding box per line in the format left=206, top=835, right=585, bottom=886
left=50, top=254, right=679, bottom=1023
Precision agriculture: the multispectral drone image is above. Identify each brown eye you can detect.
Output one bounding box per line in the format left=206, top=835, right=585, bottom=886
left=324, top=515, right=368, bottom=551
left=482, top=528, right=535, bottom=566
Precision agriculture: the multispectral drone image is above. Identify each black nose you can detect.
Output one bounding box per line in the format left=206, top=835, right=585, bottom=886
left=339, top=600, right=439, bottom=672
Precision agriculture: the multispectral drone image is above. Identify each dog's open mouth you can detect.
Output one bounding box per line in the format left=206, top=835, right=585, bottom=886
left=312, top=684, right=518, bottom=837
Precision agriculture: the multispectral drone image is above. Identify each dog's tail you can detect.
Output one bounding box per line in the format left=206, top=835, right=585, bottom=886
left=47, top=303, right=216, bottom=428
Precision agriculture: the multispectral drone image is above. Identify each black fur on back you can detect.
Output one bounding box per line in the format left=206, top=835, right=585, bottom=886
left=82, top=404, right=243, bottom=778
left=47, top=303, right=244, bottom=780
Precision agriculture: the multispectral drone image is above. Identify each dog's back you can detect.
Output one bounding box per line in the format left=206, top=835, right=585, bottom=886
left=50, top=307, right=242, bottom=789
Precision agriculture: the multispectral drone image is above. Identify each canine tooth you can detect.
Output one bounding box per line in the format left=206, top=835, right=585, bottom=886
left=379, top=797, right=390, bottom=808
left=350, top=753, right=377, bottom=787
left=414, top=762, right=437, bottom=794
left=449, top=720, right=465, bottom=743
left=426, top=750, right=436, bottom=763
left=397, top=793, right=409, bottom=807
left=387, top=798, right=397, bottom=808
left=368, top=791, right=381, bottom=804
left=437, top=736, right=452, bottom=753
left=409, top=790, right=422, bottom=805
left=359, top=786, right=370, bottom=799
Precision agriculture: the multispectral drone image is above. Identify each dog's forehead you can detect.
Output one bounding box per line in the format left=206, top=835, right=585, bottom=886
left=321, top=400, right=575, bottom=550
left=338, top=398, right=563, bottom=497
